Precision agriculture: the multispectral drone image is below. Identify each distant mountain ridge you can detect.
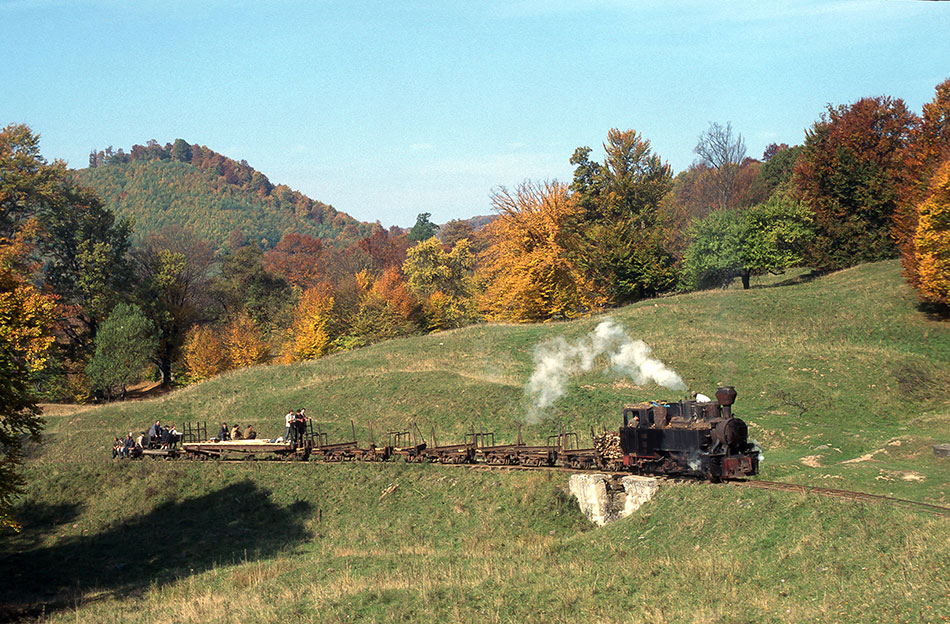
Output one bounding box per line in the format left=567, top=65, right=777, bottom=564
left=77, top=139, right=373, bottom=250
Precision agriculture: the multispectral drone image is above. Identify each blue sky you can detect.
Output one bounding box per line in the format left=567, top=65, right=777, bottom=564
left=2, top=0, right=948, bottom=227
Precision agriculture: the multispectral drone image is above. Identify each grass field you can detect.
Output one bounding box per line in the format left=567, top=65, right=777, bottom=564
left=2, top=260, right=948, bottom=623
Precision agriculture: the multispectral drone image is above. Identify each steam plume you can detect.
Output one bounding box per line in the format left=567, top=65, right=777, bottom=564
left=524, top=319, right=686, bottom=422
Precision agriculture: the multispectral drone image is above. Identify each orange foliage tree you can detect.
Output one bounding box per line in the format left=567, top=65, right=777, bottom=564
left=794, top=96, right=918, bottom=270
left=897, top=78, right=950, bottom=291
left=348, top=267, right=420, bottom=345
left=263, top=232, right=324, bottom=289
left=478, top=181, right=603, bottom=322
left=913, top=160, right=950, bottom=307
left=182, top=324, right=227, bottom=382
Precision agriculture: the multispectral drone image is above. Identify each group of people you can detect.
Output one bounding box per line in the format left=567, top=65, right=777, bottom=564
left=215, top=422, right=257, bottom=441
left=111, top=421, right=180, bottom=458
left=111, top=410, right=311, bottom=457
left=282, top=408, right=309, bottom=445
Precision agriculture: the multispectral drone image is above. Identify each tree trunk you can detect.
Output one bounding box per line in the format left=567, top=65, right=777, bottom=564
left=740, top=269, right=751, bottom=290
left=159, top=357, right=173, bottom=387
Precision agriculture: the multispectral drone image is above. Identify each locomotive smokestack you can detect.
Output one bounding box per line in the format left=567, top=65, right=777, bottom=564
left=716, top=386, right=737, bottom=419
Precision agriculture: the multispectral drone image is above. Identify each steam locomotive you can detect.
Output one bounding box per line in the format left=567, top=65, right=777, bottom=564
left=131, top=386, right=760, bottom=482
left=617, top=385, right=759, bottom=480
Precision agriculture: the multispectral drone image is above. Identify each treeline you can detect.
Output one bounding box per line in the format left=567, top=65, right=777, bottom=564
left=81, top=139, right=372, bottom=249
left=3, top=77, right=949, bottom=405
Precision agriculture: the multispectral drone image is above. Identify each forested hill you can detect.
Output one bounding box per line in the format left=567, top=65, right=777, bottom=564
left=76, top=140, right=373, bottom=250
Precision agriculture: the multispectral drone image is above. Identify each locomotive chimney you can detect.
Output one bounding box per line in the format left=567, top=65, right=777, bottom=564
left=716, top=386, right=737, bottom=419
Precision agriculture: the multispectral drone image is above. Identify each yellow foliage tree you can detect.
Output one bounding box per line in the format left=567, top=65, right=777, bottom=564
left=0, top=225, right=57, bottom=529
left=403, top=237, right=478, bottom=330
left=914, top=160, right=950, bottom=306
left=224, top=312, right=268, bottom=368
left=182, top=324, right=227, bottom=382
left=290, top=284, right=337, bottom=360
left=478, top=181, right=604, bottom=322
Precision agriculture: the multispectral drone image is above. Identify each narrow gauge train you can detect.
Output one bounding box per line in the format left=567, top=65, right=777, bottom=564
left=152, top=386, right=758, bottom=481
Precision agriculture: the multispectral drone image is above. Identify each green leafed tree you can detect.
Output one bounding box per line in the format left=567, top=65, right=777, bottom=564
left=134, top=226, right=213, bottom=386
left=682, top=194, right=813, bottom=290
left=1, top=123, right=133, bottom=361
left=407, top=212, right=439, bottom=243
left=569, top=128, right=678, bottom=303
left=86, top=303, right=157, bottom=400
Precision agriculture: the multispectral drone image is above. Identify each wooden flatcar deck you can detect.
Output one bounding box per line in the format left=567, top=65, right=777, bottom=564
left=182, top=439, right=309, bottom=459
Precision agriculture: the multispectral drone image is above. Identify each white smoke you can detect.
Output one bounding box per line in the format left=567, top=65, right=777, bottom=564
left=524, top=319, right=687, bottom=422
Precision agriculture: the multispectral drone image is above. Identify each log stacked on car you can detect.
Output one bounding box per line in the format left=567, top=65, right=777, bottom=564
left=593, top=431, right=622, bottom=463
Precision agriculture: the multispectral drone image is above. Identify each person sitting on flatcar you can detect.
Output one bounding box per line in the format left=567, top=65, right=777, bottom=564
left=244, top=424, right=256, bottom=440
left=218, top=422, right=230, bottom=442
left=121, top=433, right=135, bottom=457
left=230, top=423, right=243, bottom=440
left=163, top=424, right=180, bottom=448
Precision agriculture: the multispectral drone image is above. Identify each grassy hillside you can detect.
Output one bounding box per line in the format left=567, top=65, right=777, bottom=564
left=77, top=159, right=372, bottom=249
left=3, top=260, right=948, bottom=623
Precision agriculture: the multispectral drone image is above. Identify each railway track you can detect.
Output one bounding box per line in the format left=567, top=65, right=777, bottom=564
left=171, top=452, right=949, bottom=515
left=725, top=479, right=950, bottom=516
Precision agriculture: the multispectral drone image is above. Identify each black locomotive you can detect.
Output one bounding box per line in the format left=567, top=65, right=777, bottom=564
left=618, top=386, right=759, bottom=480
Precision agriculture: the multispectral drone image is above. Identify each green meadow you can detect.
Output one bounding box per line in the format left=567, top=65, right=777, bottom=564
left=2, top=260, right=948, bottom=623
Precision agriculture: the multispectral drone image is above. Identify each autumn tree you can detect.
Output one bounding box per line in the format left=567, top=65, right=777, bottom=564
left=570, top=129, right=677, bottom=303
left=437, top=219, right=476, bottom=248
left=263, top=232, right=325, bottom=289
left=897, top=78, right=950, bottom=291
left=289, top=284, right=338, bottom=360
left=85, top=303, right=156, bottom=400
left=224, top=312, right=269, bottom=368
left=182, top=325, right=228, bottom=382
left=794, top=96, right=918, bottom=270
left=0, top=227, right=56, bottom=530
left=348, top=267, right=420, bottom=345
left=911, top=160, right=950, bottom=309
left=403, top=237, right=478, bottom=329
left=479, top=181, right=602, bottom=321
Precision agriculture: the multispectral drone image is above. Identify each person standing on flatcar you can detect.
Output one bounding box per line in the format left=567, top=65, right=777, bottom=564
left=284, top=410, right=295, bottom=443
left=295, top=408, right=308, bottom=444
left=146, top=420, right=162, bottom=448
